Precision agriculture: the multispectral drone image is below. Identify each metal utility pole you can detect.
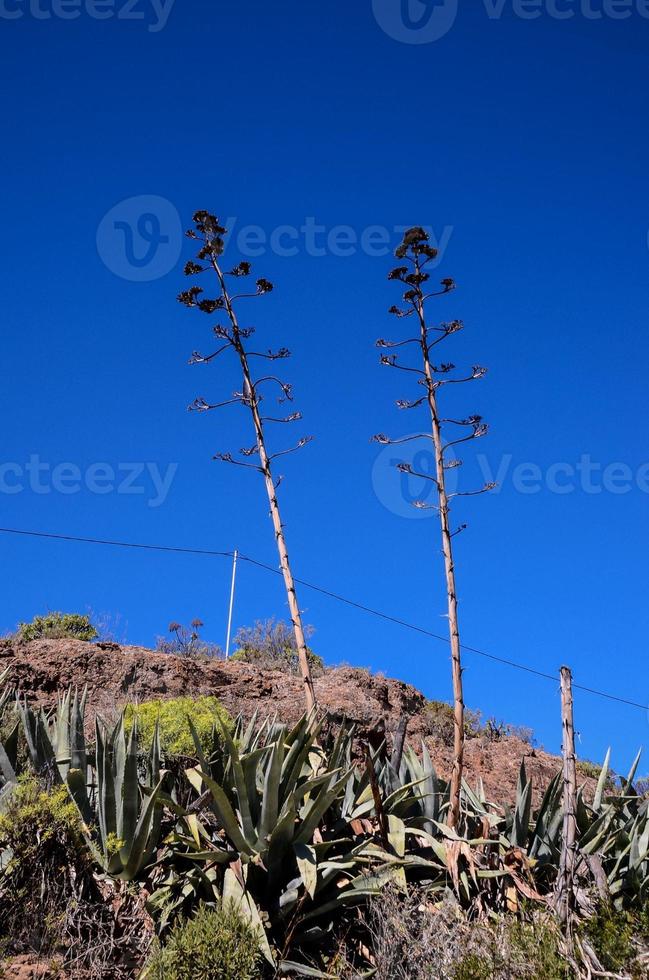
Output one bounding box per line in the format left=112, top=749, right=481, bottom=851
left=225, top=549, right=238, bottom=658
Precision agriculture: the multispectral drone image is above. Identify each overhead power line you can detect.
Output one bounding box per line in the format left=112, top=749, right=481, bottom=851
left=0, top=525, right=646, bottom=713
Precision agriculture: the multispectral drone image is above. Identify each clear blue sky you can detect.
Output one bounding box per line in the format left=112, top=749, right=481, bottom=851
left=1, top=1, right=648, bottom=774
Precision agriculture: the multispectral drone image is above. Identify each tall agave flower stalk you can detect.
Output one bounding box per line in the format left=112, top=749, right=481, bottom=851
left=373, top=227, right=494, bottom=829
left=178, top=211, right=316, bottom=713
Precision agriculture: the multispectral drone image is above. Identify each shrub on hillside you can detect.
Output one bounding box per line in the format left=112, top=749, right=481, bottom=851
left=124, top=696, right=232, bottom=757
left=145, top=902, right=261, bottom=980
left=423, top=700, right=482, bottom=745
left=231, top=618, right=323, bottom=672
left=581, top=904, right=649, bottom=978
left=577, top=759, right=605, bottom=781
left=0, top=776, right=151, bottom=975
left=0, top=777, right=87, bottom=954
left=156, top=619, right=223, bottom=659
left=17, top=612, right=98, bottom=642
left=504, top=723, right=536, bottom=746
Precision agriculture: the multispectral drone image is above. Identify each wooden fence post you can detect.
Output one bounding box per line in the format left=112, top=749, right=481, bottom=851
left=390, top=714, right=409, bottom=773
left=557, top=665, right=578, bottom=931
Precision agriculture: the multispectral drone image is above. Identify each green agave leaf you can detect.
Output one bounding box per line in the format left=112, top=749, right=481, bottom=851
left=110, top=715, right=126, bottom=835
left=120, top=716, right=140, bottom=844
left=593, top=748, right=611, bottom=812
left=70, top=687, right=87, bottom=774
left=198, top=769, right=256, bottom=856
left=512, top=766, right=533, bottom=848
left=1, top=721, right=19, bottom=773
left=298, top=887, right=373, bottom=924
left=218, top=719, right=256, bottom=843
left=278, top=961, right=332, bottom=978
left=183, top=848, right=238, bottom=863
left=66, top=767, right=94, bottom=826
left=55, top=689, right=71, bottom=778
left=295, top=841, right=318, bottom=899
left=223, top=867, right=275, bottom=966
left=281, top=719, right=323, bottom=799
left=258, top=735, right=285, bottom=848
left=382, top=775, right=428, bottom=813
left=267, top=795, right=299, bottom=885
left=295, top=769, right=343, bottom=807
left=0, top=740, right=16, bottom=785
left=328, top=721, right=354, bottom=773
left=185, top=766, right=203, bottom=796
left=621, top=749, right=643, bottom=796
left=294, top=772, right=350, bottom=846
left=400, top=854, right=446, bottom=873
left=121, top=774, right=165, bottom=880
left=149, top=719, right=161, bottom=783
left=462, top=779, right=487, bottom=816
left=187, top=716, right=210, bottom=772
left=529, top=773, right=562, bottom=859
left=95, top=719, right=111, bottom=845
left=242, top=745, right=270, bottom=829
left=19, top=700, right=60, bottom=780
left=388, top=814, right=406, bottom=858
left=415, top=741, right=441, bottom=826
left=239, top=711, right=260, bottom=753
left=580, top=807, right=617, bottom=854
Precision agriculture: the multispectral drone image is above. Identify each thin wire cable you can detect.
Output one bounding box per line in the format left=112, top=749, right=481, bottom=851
left=0, top=527, right=232, bottom=558
left=0, top=526, right=646, bottom=712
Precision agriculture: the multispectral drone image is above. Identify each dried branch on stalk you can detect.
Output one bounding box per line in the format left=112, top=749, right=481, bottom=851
left=178, top=210, right=316, bottom=713
left=372, top=226, right=494, bottom=829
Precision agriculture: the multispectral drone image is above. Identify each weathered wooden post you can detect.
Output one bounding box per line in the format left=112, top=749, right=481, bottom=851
left=556, top=665, right=578, bottom=933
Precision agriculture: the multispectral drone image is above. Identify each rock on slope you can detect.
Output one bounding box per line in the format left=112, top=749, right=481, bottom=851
left=0, top=638, right=583, bottom=805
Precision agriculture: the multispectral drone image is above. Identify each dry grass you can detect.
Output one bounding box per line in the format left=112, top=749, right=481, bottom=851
left=366, top=886, right=571, bottom=980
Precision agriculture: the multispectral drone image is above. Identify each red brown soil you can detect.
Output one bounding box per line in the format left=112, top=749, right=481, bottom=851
left=0, top=956, right=63, bottom=979
left=0, top=638, right=591, bottom=806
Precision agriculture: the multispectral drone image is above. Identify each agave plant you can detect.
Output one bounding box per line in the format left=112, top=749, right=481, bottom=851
left=579, top=750, right=649, bottom=909
left=355, top=749, right=558, bottom=912
left=6, top=670, right=649, bottom=973
left=18, top=687, right=166, bottom=881
left=152, top=714, right=422, bottom=970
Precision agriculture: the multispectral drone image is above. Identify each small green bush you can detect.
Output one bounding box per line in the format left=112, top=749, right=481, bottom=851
left=504, top=918, right=569, bottom=980
left=577, top=759, right=603, bottom=780
left=0, top=775, right=82, bottom=862
left=0, top=776, right=87, bottom=954
left=453, top=953, right=494, bottom=980
left=145, top=902, right=261, bottom=980
left=0, top=776, right=147, bottom=974
left=124, top=696, right=232, bottom=757
left=576, top=760, right=616, bottom=795
left=454, top=916, right=569, bottom=980
left=17, top=612, right=98, bottom=643
left=582, top=905, right=649, bottom=978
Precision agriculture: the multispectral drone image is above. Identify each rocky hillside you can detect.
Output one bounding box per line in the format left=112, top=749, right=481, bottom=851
left=0, top=637, right=590, bottom=805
